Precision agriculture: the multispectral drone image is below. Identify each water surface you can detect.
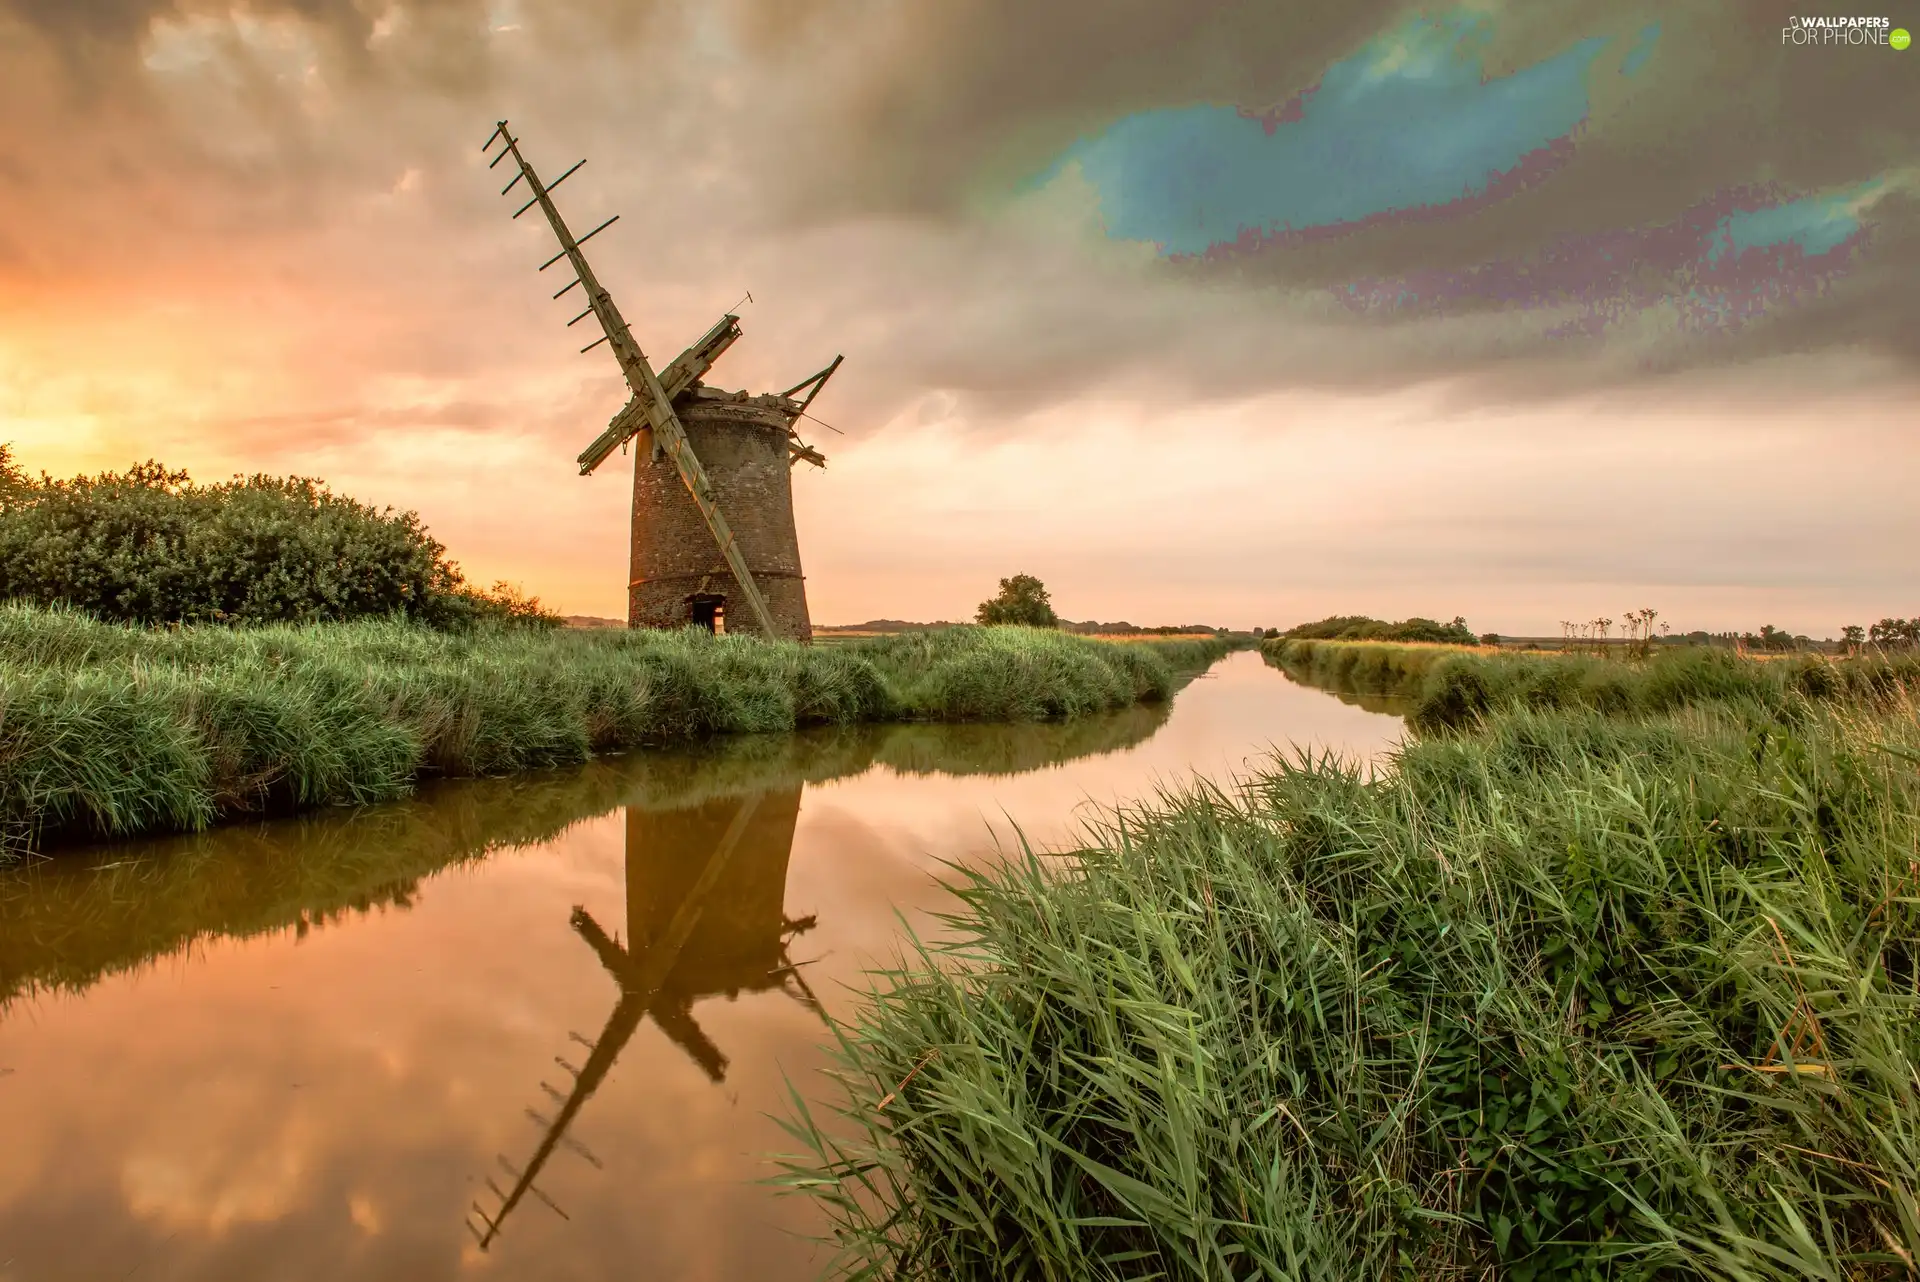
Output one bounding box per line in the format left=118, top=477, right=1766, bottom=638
left=0, top=652, right=1400, bottom=1281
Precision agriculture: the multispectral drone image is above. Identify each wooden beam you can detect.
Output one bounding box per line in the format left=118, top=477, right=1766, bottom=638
left=575, top=313, right=741, bottom=475
left=780, top=353, right=843, bottom=419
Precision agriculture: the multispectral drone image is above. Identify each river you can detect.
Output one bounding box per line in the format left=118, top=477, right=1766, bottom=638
left=0, top=651, right=1403, bottom=1281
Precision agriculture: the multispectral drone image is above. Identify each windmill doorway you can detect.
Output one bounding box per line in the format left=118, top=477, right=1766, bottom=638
left=687, top=593, right=726, bottom=635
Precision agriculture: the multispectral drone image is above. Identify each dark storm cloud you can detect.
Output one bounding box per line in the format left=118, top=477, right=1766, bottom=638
left=787, top=0, right=1915, bottom=246
left=765, top=0, right=1410, bottom=217
left=761, top=0, right=1920, bottom=390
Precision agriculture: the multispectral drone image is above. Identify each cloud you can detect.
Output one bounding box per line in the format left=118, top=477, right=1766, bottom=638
left=2, top=0, right=1913, bottom=441
left=776, top=1, right=1913, bottom=388
left=0, top=0, right=1913, bottom=627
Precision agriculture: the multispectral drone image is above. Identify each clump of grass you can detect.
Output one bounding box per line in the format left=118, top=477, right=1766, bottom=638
left=780, top=683, right=1920, bottom=1280
left=0, top=606, right=1224, bottom=854
left=857, top=626, right=1199, bottom=721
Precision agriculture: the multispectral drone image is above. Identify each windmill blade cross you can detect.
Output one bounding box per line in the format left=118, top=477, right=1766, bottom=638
left=484, top=121, right=780, bottom=638
left=576, top=313, right=742, bottom=475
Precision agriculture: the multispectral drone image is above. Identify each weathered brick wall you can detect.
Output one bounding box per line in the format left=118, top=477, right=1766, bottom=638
left=628, top=389, right=813, bottom=641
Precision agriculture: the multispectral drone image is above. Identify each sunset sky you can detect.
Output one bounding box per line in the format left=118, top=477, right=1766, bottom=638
left=0, top=0, right=1914, bottom=634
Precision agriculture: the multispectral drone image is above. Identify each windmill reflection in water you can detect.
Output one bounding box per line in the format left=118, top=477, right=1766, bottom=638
left=467, top=786, right=826, bottom=1249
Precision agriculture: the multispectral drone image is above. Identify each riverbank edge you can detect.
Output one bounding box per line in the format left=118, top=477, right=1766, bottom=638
left=0, top=607, right=1237, bottom=856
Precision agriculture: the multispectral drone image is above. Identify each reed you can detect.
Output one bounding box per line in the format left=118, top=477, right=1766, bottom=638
left=1263, top=636, right=1920, bottom=734
left=0, top=605, right=1229, bottom=855
left=781, top=659, right=1920, bottom=1280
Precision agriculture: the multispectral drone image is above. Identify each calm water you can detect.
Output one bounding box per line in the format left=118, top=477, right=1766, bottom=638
left=0, top=652, right=1401, bottom=1281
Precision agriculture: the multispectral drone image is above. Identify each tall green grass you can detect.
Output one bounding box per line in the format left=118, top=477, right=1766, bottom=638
left=782, top=670, right=1920, bottom=1279
left=0, top=605, right=1226, bottom=854
left=1264, top=636, right=1920, bottom=734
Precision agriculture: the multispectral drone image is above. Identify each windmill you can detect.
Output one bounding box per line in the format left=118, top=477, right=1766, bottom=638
left=482, top=121, right=838, bottom=640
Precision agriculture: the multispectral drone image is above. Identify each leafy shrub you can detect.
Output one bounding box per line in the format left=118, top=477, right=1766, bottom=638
left=0, top=448, right=555, bottom=629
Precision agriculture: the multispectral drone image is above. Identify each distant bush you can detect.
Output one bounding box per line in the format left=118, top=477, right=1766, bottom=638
left=975, top=573, right=1059, bottom=628
left=1281, top=613, right=1478, bottom=645
left=1060, top=620, right=1222, bottom=637
left=0, top=447, right=556, bottom=629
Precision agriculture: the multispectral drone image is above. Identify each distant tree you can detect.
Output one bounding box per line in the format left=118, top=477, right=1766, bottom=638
left=975, top=574, right=1059, bottom=628
left=0, top=443, right=28, bottom=512
left=1479, top=632, right=1500, bottom=647
left=1280, top=614, right=1476, bottom=645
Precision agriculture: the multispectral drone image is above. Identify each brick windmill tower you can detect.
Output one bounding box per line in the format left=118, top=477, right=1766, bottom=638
left=483, top=122, right=840, bottom=641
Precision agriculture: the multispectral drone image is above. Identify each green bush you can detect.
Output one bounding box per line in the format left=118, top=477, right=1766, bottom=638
left=976, top=573, right=1060, bottom=628
left=0, top=449, right=554, bottom=628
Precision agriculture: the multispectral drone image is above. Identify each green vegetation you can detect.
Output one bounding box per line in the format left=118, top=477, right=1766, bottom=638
left=977, top=573, right=1060, bottom=628
left=0, top=443, right=28, bottom=509
left=0, top=606, right=1228, bottom=856
left=782, top=644, right=1920, bottom=1280
left=1263, top=636, right=1920, bottom=734
left=1280, top=614, right=1478, bottom=645
left=851, top=626, right=1188, bottom=721
left=1061, top=621, right=1231, bottom=637
left=0, top=447, right=555, bottom=628
left=1867, top=619, right=1920, bottom=648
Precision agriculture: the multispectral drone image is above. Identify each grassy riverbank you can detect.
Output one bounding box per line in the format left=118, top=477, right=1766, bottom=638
left=784, top=648, right=1920, bottom=1279
left=1263, top=636, right=1920, bottom=733
left=0, top=605, right=1231, bottom=855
